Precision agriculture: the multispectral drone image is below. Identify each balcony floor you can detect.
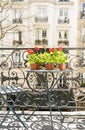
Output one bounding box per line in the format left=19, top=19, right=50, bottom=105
left=0, top=111, right=85, bottom=130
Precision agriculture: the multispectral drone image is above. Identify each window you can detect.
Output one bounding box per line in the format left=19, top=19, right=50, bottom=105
left=35, top=29, right=47, bottom=45
left=13, top=31, right=22, bottom=45
left=37, top=6, right=47, bottom=18
left=59, top=9, right=69, bottom=23
left=14, top=32, right=21, bottom=41
left=58, top=31, right=69, bottom=46
left=35, top=6, right=48, bottom=22
left=59, top=8, right=68, bottom=20
left=83, top=3, right=85, bottom=11
left=36, top=29, right=47, bottom=39
left=58, top=31, right=68, bottom=39
left=13, top=9, right=22, bottom=24
left=81, top=3, right=85, bottom=19
left=11, top=0, right=24, bottom=2
left=42, top=30, right=46, bottom=38
left=59, top=0, right=69, bottom=2
left=15, top=9, right=21, bottom=19
left=82, top=28, right=85, bottom=43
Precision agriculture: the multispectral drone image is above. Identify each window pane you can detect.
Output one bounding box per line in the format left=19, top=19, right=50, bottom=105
left=15, top=9, right=21, bottom=18
left=64, top=9, right=68, bottom=16
left=14, top=32, right=19, bottom=40
left=42, top=7, right=47, bottom=17
left=36, top=30, right=39, bottom=39
left=83, top=3, right=85, bottom=9
left=59, top=9, right=68, bottom=17
left=37, top=6, right=47, bottom=17
left=35, top=29, right=47, bottom=39
left=60, top=10, right=63, bottom=16
left=42, top=30, right=46, bottom=38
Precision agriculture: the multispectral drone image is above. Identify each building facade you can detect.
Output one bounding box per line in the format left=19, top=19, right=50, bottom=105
left=0, top=0, right=78, bottom=48
left=77, top=0, right=85, bottom=48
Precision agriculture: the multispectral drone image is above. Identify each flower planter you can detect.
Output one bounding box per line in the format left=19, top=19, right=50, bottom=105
left=26, top=47, right=68, bottom=70
left=58, top=64, right=66, bottom=70
left=45, top=63, right=55, bottom=70
left=30, top=63, right=40, bottom=70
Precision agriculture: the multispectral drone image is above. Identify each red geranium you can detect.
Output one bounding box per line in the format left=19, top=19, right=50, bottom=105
left=57, top=46, right=63, bottom=51
left=26, top=49, right=34, bottom=54
left=34, top=46, right=40, bottom=51
left=26, top=46, right=40, bottom=55
left=49, top=48, right=55, bottom=53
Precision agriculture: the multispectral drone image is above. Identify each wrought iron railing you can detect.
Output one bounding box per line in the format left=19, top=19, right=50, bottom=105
left=13, top=18, right=22, bottom=24
left=11, top=0, right=24, bottom=2
left=80, top=11, right=85, bottom=19
left=58, top=18, right=69, bottom=24
left=58, top=40, right=69, bottom=46
left=59, top=0, right=70, bottom=2
left=35, top=39, right=48, bottom=45
left=35, top=17, right=48, bottom=22
left=0, top=47, right=85, bottom=129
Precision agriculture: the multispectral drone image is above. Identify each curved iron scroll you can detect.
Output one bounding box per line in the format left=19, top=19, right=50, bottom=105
left=26, top=71, right=54, bottom=93
left=25, top=70, right=76, bottom=111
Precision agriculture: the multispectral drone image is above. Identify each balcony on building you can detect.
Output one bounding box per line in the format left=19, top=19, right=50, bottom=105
left=35, top=17, right=48, bottom=23
left=80, top=11, right=85, bottom=19
left=11, top=0, right=24, bottom=2
left=58, top=39, right=69, bottom=46
left=35, top=39, right=48, bottom=45
left=13, top=18, right=22, bottom=24
left=82, top=35, right=85, bottom=43
left=0, top=47, right=85, bottom=129
left=58, top=18, right=69, bottom=24
left=13, top=40, right=22, bottom=45
left=59, top=0, right=70, bottom=2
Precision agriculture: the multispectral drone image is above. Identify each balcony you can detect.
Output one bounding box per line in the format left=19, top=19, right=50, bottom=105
left=59, top=0, right=69, bottom=2
left=0, top=48, right=85, bottom=129
left=35, top=39, right=48, bottom=45
left=35, top=17, right=48, bottom=23
left=58, top=39, right=69, bottom=46
left=11, top=0, right=24, bottom=2
left=13, top=40, right=22, bottom=45
left=58, top=18, right=69, bottom=24
left=13, top=18, right=22, bottom=24
left=58, top=0, right=74, bottom=5
left=80, top=11, right=85, bottom=19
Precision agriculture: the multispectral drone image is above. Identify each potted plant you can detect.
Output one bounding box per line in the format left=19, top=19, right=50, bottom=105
left=43, top=52, right=55, bottom=70
left=55, top=48, right=68, bottom=70
left=26, top=46, right=68, bottom=70
left=41, top=48, right=58, bottom=70
left=26, top=47, right=40, bottom=70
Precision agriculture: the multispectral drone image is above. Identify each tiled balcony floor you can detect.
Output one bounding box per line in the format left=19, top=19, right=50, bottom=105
left=0, top=111, right=85, bottom=130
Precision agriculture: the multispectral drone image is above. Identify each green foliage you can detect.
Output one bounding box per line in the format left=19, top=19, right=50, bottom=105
left=28, top=54, right=40, bottom=64
left=43, top=52, right=58, bottom=64
left=54, top=50, right=68, bottom=64
left=27, top=47, right=68, bottom=65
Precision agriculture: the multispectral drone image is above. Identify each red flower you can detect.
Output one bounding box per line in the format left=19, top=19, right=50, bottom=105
left=49, top=48, right=54, bottom=53
left=26, top=49, right=34, bottom=54
left=57, top=46, right=63, bottom=51
left=34, top=46, right=40, bottom=51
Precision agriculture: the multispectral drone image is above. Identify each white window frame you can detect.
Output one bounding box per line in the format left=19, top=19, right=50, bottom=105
left=37, top=6, right=47, bottom=18
left=82, top=28, right=85, bottom=42
left=36, top=29, right=47, bottom=40
left=83, top=3, right=85, bottom=11
left=59, top=8, right=68, bottom=20
left=58, top=31, right=68, bottom=39
left=15, top=9, right=22, bottom=19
